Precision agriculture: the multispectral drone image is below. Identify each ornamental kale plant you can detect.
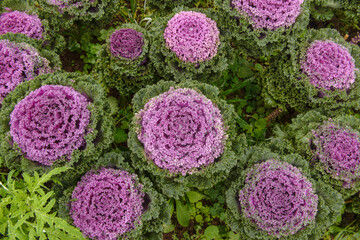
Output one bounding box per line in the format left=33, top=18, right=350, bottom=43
left=301, top=40, right=356, bottom=90
left=261, top=28, right=360, bottom=113
left=0, top=72, right=114, bottom=173
left=57, top=152, right=169, bottom=240
left=0, top=39, right=52, bottom=104
left=273, top=110, right=360, bottom=198
left=10, top=85, right=91, bottom=166
left=94, top=23, right=155, bottom=95
left=70, top=168, right=145, bottom=240
left=0, top=11, right=43, bottom=39
left=163, top=11, right=220, bottom=63
left=128, top=80, right=247, bottom=198
left=136, top=88, right=226, bottom=175
left=226, top=146, right=344, bottom=240
left=149, top=8, right=231, bottom=82
left=214, top=0, right=310, bottom=57
left=239, top=159, right=318, bottom=237
left=147, top=0, right=194, bottom=11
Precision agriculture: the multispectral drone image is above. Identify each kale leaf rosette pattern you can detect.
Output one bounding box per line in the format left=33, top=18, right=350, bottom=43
left=0, top=72, right=113, bottom=173
left=261, top=28, right=360, bottom=113
left=214, top=0, right=310, bottom=57
left=149, top=8, right=231, bottom=82
left=0, top=38, right=61, bottom=105
left=128, top=80, right=247, bottom=198
left=35, top=0, right=121, bottom=29
left=274, top=110, right=360, bottom=198
left=94, top=23, right=155, bottom=96
left=57, top=152, right=169, bottom=240
left=226, top=146, right=344, bottom=240
left=0, top=11, right=44, bottom=39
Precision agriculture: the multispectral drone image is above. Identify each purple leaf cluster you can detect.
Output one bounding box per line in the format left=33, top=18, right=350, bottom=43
left=109, top=28, right=144, bottom=60
left=9, top=85, right=90, bottom=165
left=0, top=11, right=44, bottom=39
left=301, top=40, right=356, bottom=90
left=136, top=88, right=226, bottom=175
left=239, top=159, right=318, bottom=237
left=163, top=11, right=220, bottom=63
left=0, top=39, right=51, bottom=104
left=312, top=121, right=360, bottom=187
left=231, top=0, right=304, bottom=30
left=70, top=168, right=145, bottom=240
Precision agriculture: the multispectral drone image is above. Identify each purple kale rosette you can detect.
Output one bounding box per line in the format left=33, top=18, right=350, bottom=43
left=260, top=28, right=360, bottom=113
left=129, top=81, right=246, bottom=198
left=231, top=0, right=304, bottom=30
left=9, top=85, right=90, bottom=166
left=301, top=40, right=356, bottom=90
left=70, top=168, right=145, bottom=240
left=226, top=146, right=344, bottom=239
left=0, top=11, right=44, bottom=39
left=149, top=8, right=230, bottom=82
left=0, top=72, right=114, bottom=173
left=163, top=11, right=220, bottom=63
left=109, top=28, right=144, bottom=60
left=0, top=39, right=51, bottom=104
left=136, top=87, right=226, bottom=175
left=239, top=159, right=318, bottom=237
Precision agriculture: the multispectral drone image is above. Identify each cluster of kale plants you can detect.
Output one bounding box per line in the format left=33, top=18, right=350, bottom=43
left=1, top=0, right=360, bottom=239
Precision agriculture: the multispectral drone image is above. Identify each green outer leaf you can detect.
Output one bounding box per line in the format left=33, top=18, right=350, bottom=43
left=147, top=0, right=194, bottom=12
left=55, top=151, right=170, bottom=240
left=176, top=199, right=191, bottom=227
left=148, top=7, right=233, bottom=83
left=214, top=0, right=310, bottom=57
left=274, top=110, right=360, bottom=198
left=128, top=80, right=248, bottom=199
left=93, top=23, right=156, bottom=96
left=186, top=191, right=205, bottom=203
left=34, top=0, right=121, bottom=30
left=0, top=72, right=114, bottom=174
left=226, top=146, right=344, bottom=240
left=261, top=28, right=360, bottom=114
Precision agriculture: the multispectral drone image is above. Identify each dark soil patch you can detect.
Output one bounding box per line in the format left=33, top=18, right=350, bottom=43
left=60, top=49, right=85, bottom=72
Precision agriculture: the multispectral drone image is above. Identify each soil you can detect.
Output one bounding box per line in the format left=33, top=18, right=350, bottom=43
left=60, top=49, right=85, bottom=72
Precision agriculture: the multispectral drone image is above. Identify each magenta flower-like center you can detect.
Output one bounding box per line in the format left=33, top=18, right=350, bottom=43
left=164, top=11, right=220, bottom=63
left=0, top=40, right=51, bottom=104
left=231, top=0, right=304, bottom=30
left=137, top=88, right=226, bottom=175
left=312, top=122, right=360, bottom=187
left=70, top=168, right=145, bottom=240
left=9, top=85, right=90, bottom=165
left=239, top=159, right=318, bottom=237
left=109, top=28, right=144, bottom=59
left=0, top=11, right=43, bottom=39
left=301, top=40, right=356, bottom=90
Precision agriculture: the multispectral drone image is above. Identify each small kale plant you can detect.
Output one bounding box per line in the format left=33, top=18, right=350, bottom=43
left=261, top=28, right=360, bottom=113
left=149, top=8, right=231, bottom=82
left=0, top=167, right=85, bottom=239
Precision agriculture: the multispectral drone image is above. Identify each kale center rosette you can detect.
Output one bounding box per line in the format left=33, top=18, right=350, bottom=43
left=0, top=11, right=44, bottom=39
left=239, top=159, right=318, bottom=237
left=226, top=146, right=344, bottom=240
left=312, top=122, right=360, bottom=187
left=70, top=168, right=145, bottom=240
left=0, top=39, right=51, bottom=104
left=129, top=81, right=246, bottom=198
left=136, top=87, right=226, bottom=175
left=149, top=8, right=230, bottom=82
left=0, top=72, right=113, bottom=173
left=163, top=11, right=220, bottom=63
left=301, top=40, right=356, bottom=90
left=109, top=28, right=144, bottom=60
left=9, top=85, right=90, bottom=166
